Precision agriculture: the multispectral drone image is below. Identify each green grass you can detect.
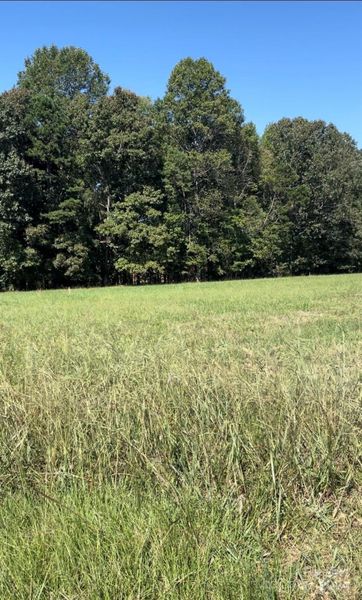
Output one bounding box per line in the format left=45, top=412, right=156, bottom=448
left=0, top=274, right=361, bottom=599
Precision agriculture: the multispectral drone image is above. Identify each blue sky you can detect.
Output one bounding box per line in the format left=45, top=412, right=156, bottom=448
left=1, top=1, right=361, bottom=146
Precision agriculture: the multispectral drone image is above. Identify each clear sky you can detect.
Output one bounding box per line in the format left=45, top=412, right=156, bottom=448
left=1, top=1, right=361, bottom=147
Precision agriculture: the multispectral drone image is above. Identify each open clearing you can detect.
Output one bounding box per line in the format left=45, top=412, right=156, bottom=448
left=0, top=274, right=361, bottom=598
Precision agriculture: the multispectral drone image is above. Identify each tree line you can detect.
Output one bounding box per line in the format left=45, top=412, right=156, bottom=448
left=1, top=45, right=361, bottom=290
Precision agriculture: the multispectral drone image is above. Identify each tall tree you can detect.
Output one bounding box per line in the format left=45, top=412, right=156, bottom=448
left=83, top=87, right=162, bottom=283
left=159, top=57, right=261, bottom=280
left=17, top=45, right=110, bottom=102
left=98, top=187, right=183, bottom=284
left=12, top=46, right=110, bottom=287
left=0, top=89, right=40, bottom=289
left=261, top=118, right=362, bottom=274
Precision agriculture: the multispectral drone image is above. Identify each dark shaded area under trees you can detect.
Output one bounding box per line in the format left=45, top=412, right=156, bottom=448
left=0, top=45, right=361, bottom=290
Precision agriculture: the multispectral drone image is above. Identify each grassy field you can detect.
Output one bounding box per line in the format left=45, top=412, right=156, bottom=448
left=0, top=274, right=361, bottom=599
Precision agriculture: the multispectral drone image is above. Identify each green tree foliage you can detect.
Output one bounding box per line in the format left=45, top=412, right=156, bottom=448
left=98, top=187, right=183, bottom=284
left=81, top=87, right=163, bottom=284
left=159, top=57, right=261, bottom=280
left=0, top=46, right=360, bottom=289
left=0, top=89, right=39, bottom=288
left=17, top=45, right=110, bottom=102
left=261, top=118, right=362, bottom=274
left=83, top=87, right=161, bottom=214
left=3, top=47, right=110, bottom=287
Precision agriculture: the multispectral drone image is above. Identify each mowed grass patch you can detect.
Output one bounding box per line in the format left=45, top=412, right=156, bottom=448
left=0, top=274, right=361, bottom=598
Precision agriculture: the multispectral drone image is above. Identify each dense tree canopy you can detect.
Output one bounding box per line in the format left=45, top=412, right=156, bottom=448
left=0, top=46, right=361, bottom=289
left=260, top=118, right=362, bottom=274
left=17, top=45, right=110, bottom=102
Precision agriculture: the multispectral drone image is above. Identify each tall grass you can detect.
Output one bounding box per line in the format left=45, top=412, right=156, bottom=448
left=0, top=275, right=361, bottom=598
